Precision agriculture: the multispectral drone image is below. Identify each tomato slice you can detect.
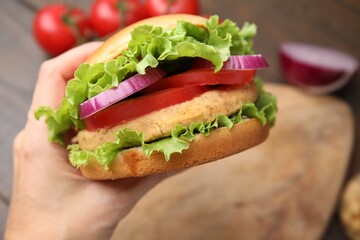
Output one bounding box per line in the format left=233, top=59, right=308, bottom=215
left=84, top=85, right=209, bottom=130
left=84, top=69, right=256, bottom=130
left=142, top=69, right=256, bottom=94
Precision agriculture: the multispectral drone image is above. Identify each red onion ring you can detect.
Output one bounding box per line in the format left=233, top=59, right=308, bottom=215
left=192, top=54, right=269, bottom=70
left=80, top=67, right=165, bottom=119
left=279, top=42, right=359, bottom=94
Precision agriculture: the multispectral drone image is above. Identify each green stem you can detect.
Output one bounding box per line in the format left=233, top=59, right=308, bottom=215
left=62, top=10, right=86, bottom=44
left=165, top=0, right=175, bottom=14
left=117, top=1, right=127, bottom=29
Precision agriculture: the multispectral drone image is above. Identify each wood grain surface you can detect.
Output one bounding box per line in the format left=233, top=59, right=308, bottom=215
left=0, top=0, right=359, bottom=238
left=112, top=83, right=354, bottom=240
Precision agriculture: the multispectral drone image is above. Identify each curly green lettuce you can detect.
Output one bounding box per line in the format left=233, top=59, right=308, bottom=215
left=35, top=15, right=257, bottom=144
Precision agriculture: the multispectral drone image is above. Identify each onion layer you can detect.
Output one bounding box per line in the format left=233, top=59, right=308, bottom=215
left=80, top=67, right=165, bottom=119
left=279, top=42, right=359, bottom=94
left=192, top=54, right=269, bottom=70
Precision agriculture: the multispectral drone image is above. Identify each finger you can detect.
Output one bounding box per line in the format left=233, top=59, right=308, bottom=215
left=12, top=130, right=25, bottom=183
left=30, top=42, right=103, bottom=111
left=52, top=41, right=103, bottom=81
left=106, top=169, right=183, bottom=201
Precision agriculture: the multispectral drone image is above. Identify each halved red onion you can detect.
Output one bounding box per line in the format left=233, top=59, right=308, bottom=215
left=80, top=67, right=166, bottom=119
left=192, top=54, right=269, bottom=70
left=279, top=42, right=359, bottom=94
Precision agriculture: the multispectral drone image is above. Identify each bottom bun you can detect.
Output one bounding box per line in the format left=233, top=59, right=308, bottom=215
left=79, top=119, right=269, bottom=180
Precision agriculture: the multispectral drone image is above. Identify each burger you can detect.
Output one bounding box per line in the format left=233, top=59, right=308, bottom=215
left=35, top=14, right=277, bottom=180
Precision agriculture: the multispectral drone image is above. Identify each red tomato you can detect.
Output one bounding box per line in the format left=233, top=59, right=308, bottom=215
left=84, top=85, right=209, bottom=130
left=33, top=4, right=92, bottom=56
left=142, top=69, right=256, bottom=93
left=145, top=0, right=200, bottom=16
left=90, top=0, right=149, bottom=37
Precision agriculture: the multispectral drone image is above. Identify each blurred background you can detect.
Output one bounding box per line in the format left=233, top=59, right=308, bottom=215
left=0, top=0, right=359, bottom=239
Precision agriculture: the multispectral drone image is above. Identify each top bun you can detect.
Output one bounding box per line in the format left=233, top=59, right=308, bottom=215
left=86, top=14, right=207, bottom=64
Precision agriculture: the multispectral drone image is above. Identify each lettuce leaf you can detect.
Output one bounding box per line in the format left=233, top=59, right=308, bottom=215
left=68, top=86, right=277, bottom=170
left=35, top=15, right=257, bottom=145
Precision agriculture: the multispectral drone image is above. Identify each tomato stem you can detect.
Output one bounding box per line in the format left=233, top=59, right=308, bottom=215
left=165, top=0, right=175, bottom=14
left=62, top=10, right=86, bottom=44
left=117, top=1, right=127, bottom=29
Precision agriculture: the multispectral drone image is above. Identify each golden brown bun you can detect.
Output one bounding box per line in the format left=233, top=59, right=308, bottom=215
left=80, top=119, right=270, bottom=180
left=86, top=14, right=207, bottom=64
left=78, top=14, right=271, bottom=180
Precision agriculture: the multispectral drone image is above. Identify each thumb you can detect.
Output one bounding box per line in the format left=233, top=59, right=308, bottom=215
left=30, top=41, right=102, bottom=112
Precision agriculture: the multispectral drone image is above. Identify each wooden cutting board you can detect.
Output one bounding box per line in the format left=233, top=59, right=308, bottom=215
left=112, top=83, right=354, bottom=240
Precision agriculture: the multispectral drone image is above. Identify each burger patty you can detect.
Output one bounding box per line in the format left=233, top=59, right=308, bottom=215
left=77, top=82, right=258, bottom=151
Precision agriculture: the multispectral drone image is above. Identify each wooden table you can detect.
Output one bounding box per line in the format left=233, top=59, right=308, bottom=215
left=0, top=0, right=359, bottom=238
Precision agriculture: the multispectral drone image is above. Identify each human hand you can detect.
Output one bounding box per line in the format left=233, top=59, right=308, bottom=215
left=5, top=42, right=171, bottom=240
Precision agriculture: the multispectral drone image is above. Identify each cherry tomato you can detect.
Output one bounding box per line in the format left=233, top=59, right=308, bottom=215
left=142, top=69, right=256, bottom=93
left=90, top=0, right=149, bottom=37
left=84, top=85, right=208, bottom=130
left=145, top=0, right=200, bottom=16
left=33, top=4, right=92, bottom=56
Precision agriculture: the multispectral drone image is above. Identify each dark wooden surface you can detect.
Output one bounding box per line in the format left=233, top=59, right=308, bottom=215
left=0, top=0, right=359, bottom=239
